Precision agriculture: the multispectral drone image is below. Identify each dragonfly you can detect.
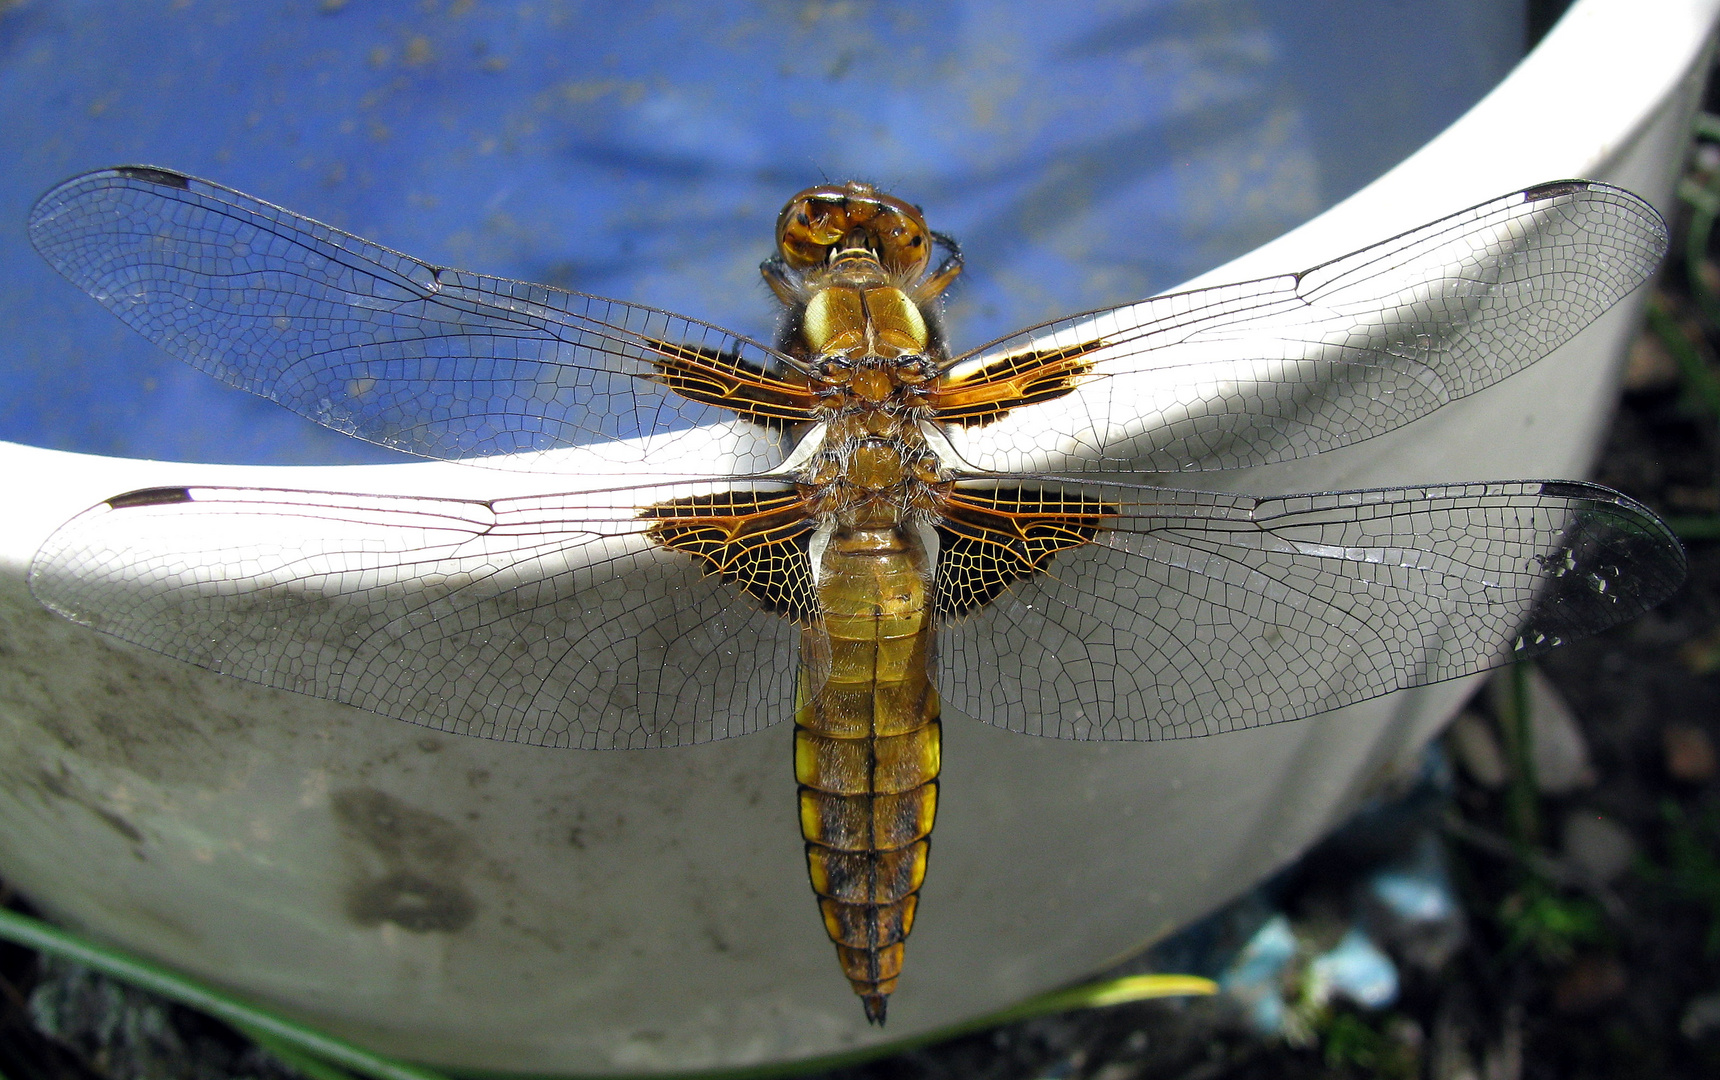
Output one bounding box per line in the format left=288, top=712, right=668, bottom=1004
left=26, top=168, right=1685, bottom=1024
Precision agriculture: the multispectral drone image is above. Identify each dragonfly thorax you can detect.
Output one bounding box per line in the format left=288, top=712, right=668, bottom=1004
left=800, top=277, right=933, bottom=388
left=762, top=182, right=964, bottom=422
left=798, top=415, right=948, bottom=527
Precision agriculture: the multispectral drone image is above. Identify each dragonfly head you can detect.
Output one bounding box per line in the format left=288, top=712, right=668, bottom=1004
left=775, top=182, right=934, bottom=283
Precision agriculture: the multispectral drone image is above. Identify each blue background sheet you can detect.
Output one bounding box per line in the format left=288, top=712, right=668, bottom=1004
left=0, top=0, right=1525, bottom=464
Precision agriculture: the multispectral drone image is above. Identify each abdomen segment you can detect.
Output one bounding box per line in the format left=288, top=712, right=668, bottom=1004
left=795, top=525, right=940, bottom=1025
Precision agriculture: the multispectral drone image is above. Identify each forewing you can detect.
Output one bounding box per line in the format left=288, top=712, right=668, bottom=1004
left=937, top=480, right=1684, bottom=740
left=30, top=482, right=804, bottom=748
left=28, top=167, right=809, bottom=474
left=936, top=182, right=1667, bottom=474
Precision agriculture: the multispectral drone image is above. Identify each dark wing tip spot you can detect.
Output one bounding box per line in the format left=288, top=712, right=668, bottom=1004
left=112, top=166, right=193, bottom=190
left=107, top=486, right=194, bottom=510
left=1523, top=180, right=1591, bottom=202
left=1537, top=480, right=1601, bottom=500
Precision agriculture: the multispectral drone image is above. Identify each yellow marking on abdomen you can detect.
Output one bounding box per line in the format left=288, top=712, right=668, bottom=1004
left=795, top=525, right=940, bottom=1025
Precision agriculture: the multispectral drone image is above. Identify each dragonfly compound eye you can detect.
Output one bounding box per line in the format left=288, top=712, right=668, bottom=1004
left=776, top=183, right=934, bottom=282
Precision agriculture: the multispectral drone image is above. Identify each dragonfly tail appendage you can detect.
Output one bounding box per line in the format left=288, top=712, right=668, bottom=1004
left=795, top=527, right=941, bottom=1024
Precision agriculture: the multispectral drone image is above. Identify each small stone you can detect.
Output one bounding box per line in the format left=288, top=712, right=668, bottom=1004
left=1447, top=711, right=1505, bottom=789
left=1430, top=1002, right=1480, bottom=1080
left=1664, top=724, right=1717, bottom=783
left=1561, top=810, right=1637, bottom=884
left=1387, top=1015, right=1426, bottom=1054
left=1681, top=991, right=1720, bottom=1039
left=1366, top=833, right=1465, bottom=973
left=1308, top=927, right=1399, bottom=1010
left=1220, top=913, right=1295, bottom=1035
left=1678, top=629, right=1720, bottom=676
left=1622, top=329, right=1680, bottom=391
left=1524, top=668, right=1596, bottom=794
left=1668, top=484, right=1720, bottom=513
left=28, top=957, right=298, bottom=1079
left=1553, top=954, right=1627, bottom=1013
left=1701, top=259, right=1720, bottom=299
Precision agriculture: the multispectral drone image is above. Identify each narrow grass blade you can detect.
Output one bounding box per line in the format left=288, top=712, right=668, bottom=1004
left=0, top=908, right=450, bottom=1080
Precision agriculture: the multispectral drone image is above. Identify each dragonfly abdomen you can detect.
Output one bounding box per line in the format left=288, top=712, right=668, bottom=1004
left=795, top=524, right=940, bottom=1026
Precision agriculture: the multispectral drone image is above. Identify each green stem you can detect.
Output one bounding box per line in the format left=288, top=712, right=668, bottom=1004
left=1646, top=298, right=1720, bottom=420
left=1679, top=175, right=1720, bottom=328
left=237, top=1022, right=360, bottom=1080
left=0, top=908, right=449, bottom=1080
left=0, top=903, right=1215, bottom=1080
left=1496, top=662, right=1540, bottom=855
left=1664, top=515, right=1720, bottom=540
left=982, top=973, right=1216, bottom=1026
left=1682, top=112, right=1720, bottom=325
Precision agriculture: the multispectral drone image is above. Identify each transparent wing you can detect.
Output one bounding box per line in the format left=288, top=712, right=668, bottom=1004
left=27, top=167, right=802, bottom=474
left=938, top=182, right=1668, bottom=475
left=29, top=481, right=803, bottom=748
left=938, top=479, right=1685, bottom=740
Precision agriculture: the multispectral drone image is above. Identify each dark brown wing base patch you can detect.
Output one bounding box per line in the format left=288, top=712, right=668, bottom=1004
left=934, top=486, right=1117, bottom=617
left=929, top=339, right=1106, bottom=427
left=644, top=338, right=819, bottom=429
left=643, top=490, right=821, bottom=623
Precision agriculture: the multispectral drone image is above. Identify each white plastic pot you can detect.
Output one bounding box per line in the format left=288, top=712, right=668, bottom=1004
left=0, top=0, right=1713, bottom=1072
